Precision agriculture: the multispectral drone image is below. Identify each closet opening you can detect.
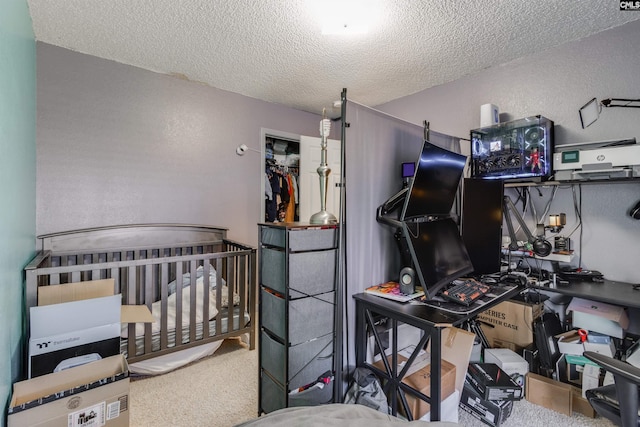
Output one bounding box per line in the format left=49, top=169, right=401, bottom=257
left=264, top=136, right=300, bottom=223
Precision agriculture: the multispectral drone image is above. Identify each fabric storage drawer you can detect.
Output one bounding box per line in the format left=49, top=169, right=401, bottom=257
left=260, top=371, right=286, bottom=414
left=287, top=227, right=336, bottom=252
left=289, top=376, right=334, bottom=407
left=261, top=330, right=334, bottom=391
left=260, top=225, right=336, bottom=252
left=288, top=249, right=336, bottom=297
left=261, top=288, right=335, bottom=344
left=260, top=247, right=286, bottom=293
left=260, top=226, right=286, bottom=248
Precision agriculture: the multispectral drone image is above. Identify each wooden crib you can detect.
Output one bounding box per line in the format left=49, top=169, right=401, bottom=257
left=24, top=224, right=257, bottom=369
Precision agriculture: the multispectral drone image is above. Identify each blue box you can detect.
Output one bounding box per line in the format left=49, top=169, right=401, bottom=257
left=587, top=331, right=611, bottom=344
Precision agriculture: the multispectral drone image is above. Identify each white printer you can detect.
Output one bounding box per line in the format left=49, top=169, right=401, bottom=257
left=553, top=138, right=640, bottom=181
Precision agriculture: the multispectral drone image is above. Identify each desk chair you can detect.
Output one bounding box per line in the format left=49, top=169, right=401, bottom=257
left=583, top=351, right=640, bottom=427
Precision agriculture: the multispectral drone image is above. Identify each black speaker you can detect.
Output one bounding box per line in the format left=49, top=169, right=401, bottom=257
left=398, top=267, right=416, bottom=295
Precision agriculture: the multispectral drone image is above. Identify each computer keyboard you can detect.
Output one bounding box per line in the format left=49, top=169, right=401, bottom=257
left=441, top=278, right=491, bottom=306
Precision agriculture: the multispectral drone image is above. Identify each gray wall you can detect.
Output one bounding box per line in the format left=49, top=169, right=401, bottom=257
left=0, top=0, right=36, bottom=421
left=378, top=20, right=640, bottom=284
left=36, top=43, right=326, bottom=247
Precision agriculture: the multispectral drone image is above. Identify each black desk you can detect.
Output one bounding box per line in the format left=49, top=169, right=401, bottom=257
left=353, top=285, right=520, bottom=421
left=531, top=279, right=640, bottom=310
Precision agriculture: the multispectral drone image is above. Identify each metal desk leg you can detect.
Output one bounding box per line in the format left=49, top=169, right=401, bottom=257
left=430, top=327, right=442, bottom=421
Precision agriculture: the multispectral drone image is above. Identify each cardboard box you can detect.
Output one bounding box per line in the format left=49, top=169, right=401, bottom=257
left=421, top=389, right=459, bottom=423
left=29, top=280, right=152, bottom=378
left=8, top=354, right=129, bottom=427
left=477, top=299, right=544, bottom=351
left=526, top=372, right=596, bottom=417
left=466, top=363, right=523, bottom=401
left=402, top=359, right=456, bottom=420
left=568, top=297, right=629, bottom=339
left=379, top=326, right=475, bottom=421
left=526, top=372, right=573, bottom=416
left=571, top=385, right=596, bottom=418
left=430, top=327, right=476, bottom=396
left=556, top=330, right=616, bottom=357
left=460, top=381, right=514, bottom=427
left=483, top=348, right=528, bottom=391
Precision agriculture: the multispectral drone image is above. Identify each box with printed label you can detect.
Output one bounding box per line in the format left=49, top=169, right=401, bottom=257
left=460, top=380, right=513, bottom=427
left=466, top=363, right=523, bottom=401
left=8, top=354, right=129, bottom=427
left=483, top=348, right=528, bottom=392
left=28, top=280, right=152, bottom=378
left=477, top=299, right=543, bottom=351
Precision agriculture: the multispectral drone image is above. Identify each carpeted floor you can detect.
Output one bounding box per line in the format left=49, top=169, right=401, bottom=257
left=130, top=340, right=615, bottom=426
left=130, top=338, right=259, bottom=427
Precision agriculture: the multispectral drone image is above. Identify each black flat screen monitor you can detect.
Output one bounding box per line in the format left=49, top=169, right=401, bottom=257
left=401, top=141, right=468, bottom=221
left=462, top=178, right=504, bottom=275
left=402, top=218, right=474, bottom=299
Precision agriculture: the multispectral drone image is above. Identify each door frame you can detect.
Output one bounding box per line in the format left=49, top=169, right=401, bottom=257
left=260, top=128, right=301, bottom=224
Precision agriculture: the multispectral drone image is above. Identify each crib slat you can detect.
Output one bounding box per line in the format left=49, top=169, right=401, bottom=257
left=202, top=259, right=211, bottom=338
left=189, top=259, right=198, bottom=342
left=174, top=261, right=183, bottom=348
left=160, top=262, right=169, bottom=350
left=143, top=263, right=153, bottom=354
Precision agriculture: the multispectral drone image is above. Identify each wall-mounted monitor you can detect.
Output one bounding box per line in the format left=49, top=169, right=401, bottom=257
left=401, top=140, right=468, bottom=221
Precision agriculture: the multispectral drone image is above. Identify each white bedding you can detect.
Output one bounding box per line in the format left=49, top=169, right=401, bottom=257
left=121, top=264, right=239, bottom=339
left=234, top=404, right=460, bottom=427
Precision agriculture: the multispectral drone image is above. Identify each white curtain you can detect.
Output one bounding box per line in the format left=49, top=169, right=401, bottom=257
left=337, top=99, right=462, bottom=392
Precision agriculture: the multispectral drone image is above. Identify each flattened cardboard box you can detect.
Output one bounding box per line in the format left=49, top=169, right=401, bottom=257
left=8, top=354, right=129, bottom=427
left=525, top=372, right=572, bottom=416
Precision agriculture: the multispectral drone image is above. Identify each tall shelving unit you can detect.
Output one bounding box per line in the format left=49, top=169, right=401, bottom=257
left=258, top=222, right=338, bottom=414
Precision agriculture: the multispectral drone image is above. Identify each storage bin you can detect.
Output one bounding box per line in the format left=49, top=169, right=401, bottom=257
left=260, top=248, right=336, bottom=296
left=260, top=371, right=286, bottom=414
left=261, top=330, right=333, bottom=390
left=261, top=288, right=334, bottom=345
left=260, top=225, right=337, bottom=251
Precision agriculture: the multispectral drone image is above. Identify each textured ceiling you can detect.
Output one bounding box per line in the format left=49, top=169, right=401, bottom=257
left=27, top=0, right=639, bottom=115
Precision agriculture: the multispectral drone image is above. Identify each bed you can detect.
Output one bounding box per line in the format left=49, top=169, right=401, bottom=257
left=24, top=223, right=256, bottom=375
left=233, top=404, right=460, bottom=426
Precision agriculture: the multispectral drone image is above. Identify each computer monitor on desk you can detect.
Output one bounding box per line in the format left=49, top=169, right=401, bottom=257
left=401, top=218, right=474, bottom=299
left=377, top=140, right=473, bottom=300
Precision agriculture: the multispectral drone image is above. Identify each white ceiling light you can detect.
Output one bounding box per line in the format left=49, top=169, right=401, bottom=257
left=309, top=0, right=381, bottom=35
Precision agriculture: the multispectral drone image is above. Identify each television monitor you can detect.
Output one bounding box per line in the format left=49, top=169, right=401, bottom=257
left=470, top=115, right=554, bottom=182
left=401, top=218, right=474, bottom=299
left=401, top=141, right=468, bottom=221
left=462, top=178, right=504, bottom=275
